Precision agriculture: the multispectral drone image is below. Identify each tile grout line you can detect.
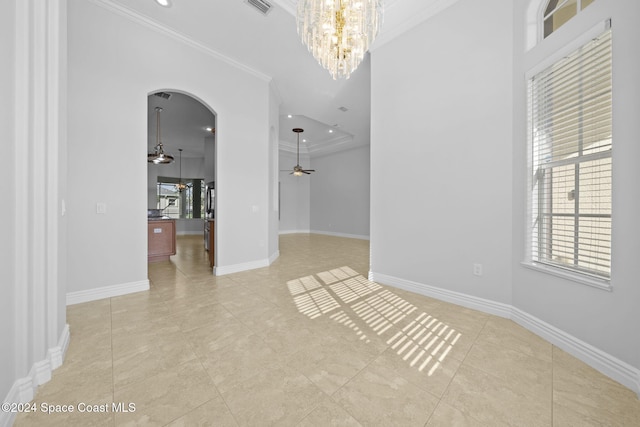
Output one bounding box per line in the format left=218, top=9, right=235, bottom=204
left=431, top=316, right=489, bottom=426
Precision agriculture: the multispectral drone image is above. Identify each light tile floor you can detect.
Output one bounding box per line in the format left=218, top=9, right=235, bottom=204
left=15, top=234, right=640, bottom=426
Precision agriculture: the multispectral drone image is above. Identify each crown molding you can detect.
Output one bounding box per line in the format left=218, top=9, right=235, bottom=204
left=88, top=0, right=272, bottom=82
left=270, top=0, right=296, bottom=16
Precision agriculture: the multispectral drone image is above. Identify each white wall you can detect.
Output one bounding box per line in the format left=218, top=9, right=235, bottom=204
left=204, top=135, right=215, bottom=185
left=279, top=151, right=311, bottom=233
left=512, top=0, right=640, bottom=376
left=371, top=0, right=639, bottom=392
left=310, top=145, right=370, bottom=239
left=370, top=0, right=514, bottom=304
left=0, top=0, right=16, bottom=405
left=268, top=84, right=281, bottom=260
left=67, top=0, right=275, bottom=292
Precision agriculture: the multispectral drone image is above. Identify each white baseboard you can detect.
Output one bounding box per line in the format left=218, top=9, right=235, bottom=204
left=511, top=308, right=640, bottom=397
left=1, top=324, right=70, bottom=427
left=66, top=280, right=149, bottom=305
left=214, top=258, right=270, bottom=276
left=269, top=250, right=280, bottom=265
left=369, top=272, right=512, bottom=318
left=370, top=270, right=640, bottom=397
left=279, top=229, right=311, bottom=235
left=279, top=230, right=370, bottom=240
left=309, top=229, right=370, bottom=240
left=213, top=250, right=279, bottom=276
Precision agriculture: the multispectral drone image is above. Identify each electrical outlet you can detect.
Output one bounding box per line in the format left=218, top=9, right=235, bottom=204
left=473, top=263, right=483, bottom=276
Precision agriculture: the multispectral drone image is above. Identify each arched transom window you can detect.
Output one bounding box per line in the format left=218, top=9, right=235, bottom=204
left=543, top=0, right=595, bottom=38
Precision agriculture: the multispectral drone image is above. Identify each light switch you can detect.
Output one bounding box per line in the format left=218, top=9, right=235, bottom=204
left=96, top=202, right=106, bottom=214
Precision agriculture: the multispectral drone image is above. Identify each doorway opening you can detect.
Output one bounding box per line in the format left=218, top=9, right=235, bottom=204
left=147, top=90, right=217, bottom=270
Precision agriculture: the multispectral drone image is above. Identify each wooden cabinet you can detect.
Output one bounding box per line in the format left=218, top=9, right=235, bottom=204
left=205, top=219, right=215, bottom=268
left=148, top=219, right=176, bottom=262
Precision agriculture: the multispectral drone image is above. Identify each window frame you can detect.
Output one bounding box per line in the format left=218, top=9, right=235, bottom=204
left=540, top=0, right=596, bottom=40
left=156, top=177, right=205, bottom=219
left=523, top=20, right=613, bottom=292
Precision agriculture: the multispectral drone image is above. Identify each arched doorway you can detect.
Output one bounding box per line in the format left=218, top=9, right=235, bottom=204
left=147, top=90, right=217, bottom=271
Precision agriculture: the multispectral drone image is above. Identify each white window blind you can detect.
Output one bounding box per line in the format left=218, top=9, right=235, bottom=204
left=527, top=27, right=612, bottom=281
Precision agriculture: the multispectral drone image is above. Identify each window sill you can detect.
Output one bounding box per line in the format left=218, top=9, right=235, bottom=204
left=520, top=261, right=612, bottom=292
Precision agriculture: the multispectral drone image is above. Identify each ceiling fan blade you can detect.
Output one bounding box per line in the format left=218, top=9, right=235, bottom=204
left=302, top=171, right=311, bottom=174
left=303, top=169, right=315, bottom=172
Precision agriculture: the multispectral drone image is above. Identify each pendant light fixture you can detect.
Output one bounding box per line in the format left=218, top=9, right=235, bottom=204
left=290, top=128, right=315, bottom=176
left=148, top=107, right=175, bottom=164
left=297, top=0, right=383, bottom=80
left=176, top=148, right=187, bottom=192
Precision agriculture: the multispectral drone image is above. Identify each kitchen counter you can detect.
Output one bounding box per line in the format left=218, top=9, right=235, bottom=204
left=148, top=218, right=176, bottom=262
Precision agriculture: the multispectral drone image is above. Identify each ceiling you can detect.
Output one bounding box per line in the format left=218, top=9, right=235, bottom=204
left=123, top=0, right=459, bottom=157
left=148, top=91, right=215, bottom=159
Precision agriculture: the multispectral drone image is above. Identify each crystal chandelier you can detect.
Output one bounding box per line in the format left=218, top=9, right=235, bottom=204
left=297, top=0, right=383, bottom=80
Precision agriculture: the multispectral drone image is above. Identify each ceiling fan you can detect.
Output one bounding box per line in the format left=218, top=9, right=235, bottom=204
left=284, top=128, right=315, bottom=176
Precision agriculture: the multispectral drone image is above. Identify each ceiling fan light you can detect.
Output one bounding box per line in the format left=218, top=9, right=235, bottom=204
left=290, top=128, right=315, bottom=177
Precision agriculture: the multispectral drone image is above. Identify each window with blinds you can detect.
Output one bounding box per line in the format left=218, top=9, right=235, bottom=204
left=527, top=27, right=612, bottom=281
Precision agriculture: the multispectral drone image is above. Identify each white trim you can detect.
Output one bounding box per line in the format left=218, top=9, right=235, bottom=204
left=369, top=270, right=640, bottom=397
left=214, top=258, right=271, bottom=276
left=525, top=0, right=544, bottom=51
left=521, top=261, right=612, bottom=292
left=525, top=19, right=611, bottom=78
left=66, top=280, right=149, bottom=305
left=13, top=0, right=32, bottom=381
left=88, top=0, right=271, bottom=82
left=269, top=250, right=280, bottom=265
left=279, top=229, right=311, bottom=235
left=1, top=378, right=31, bottom=427
left=1, top=324, right=70, bottom=427
left=372, top=0, right=460, bottom=50
left=213, top=249, right=282, bottom=276
left=309, top=229, right=370, bottom=241
left=511, top=308, right=640, bottom=397
left=45, top=0, right=66, bottom=365
left=369, top=271, right=512, bottom=318
left=48, top=324, right=70, bottom=370
left=270, top=0, right=296, bottom=16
